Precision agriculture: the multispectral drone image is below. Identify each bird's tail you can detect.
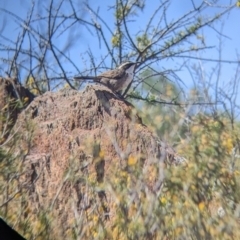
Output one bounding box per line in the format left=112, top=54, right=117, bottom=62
left=73, top=76, right=99, bottom=81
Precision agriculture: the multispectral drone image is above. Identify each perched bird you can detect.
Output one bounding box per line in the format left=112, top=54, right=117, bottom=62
left=74, top=61, right=138, bottom=92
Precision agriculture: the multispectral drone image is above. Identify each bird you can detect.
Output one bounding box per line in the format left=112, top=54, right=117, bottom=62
left=73, top=61, right=138, bottom=92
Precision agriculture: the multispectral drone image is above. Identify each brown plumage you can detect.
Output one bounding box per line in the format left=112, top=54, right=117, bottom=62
left=74, top=62, right=138, bottom=91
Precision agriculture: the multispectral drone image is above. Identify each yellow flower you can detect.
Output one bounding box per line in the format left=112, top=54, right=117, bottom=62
left=93, top=215, right=98, bottom=223
left=14, top=193, right=21, bottom=199
left=120, top=171, right=128, bottom=178
left=64, top=83, right=70, bottom=89
left=226, top=138, right=233, bottom=153
left=111, top=36, right=120, bottom=47
left=99, top=150, right=105, bottom=158
left=234, top=170, right=240, bottom=176
left=128, top=156, right=137, bottom=166
left=160, top=197, right=167, bottom=205
left=198, top=202, right=205, bottom=211
left=23, top=97, right=29, bottom=103
left=93, top=230, right=98, bottom=238
left=31, top=88, right=40, bottom=95
left=190, top=184, right=196, bottom=190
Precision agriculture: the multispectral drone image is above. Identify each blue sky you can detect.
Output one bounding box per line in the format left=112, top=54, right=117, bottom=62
left=0, top=0, right=240, bottom=111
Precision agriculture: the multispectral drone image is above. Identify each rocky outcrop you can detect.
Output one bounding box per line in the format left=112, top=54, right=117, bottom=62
left=9, top=85, right=176, bottom=239
left=0, top=77, right=35, bottom=143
